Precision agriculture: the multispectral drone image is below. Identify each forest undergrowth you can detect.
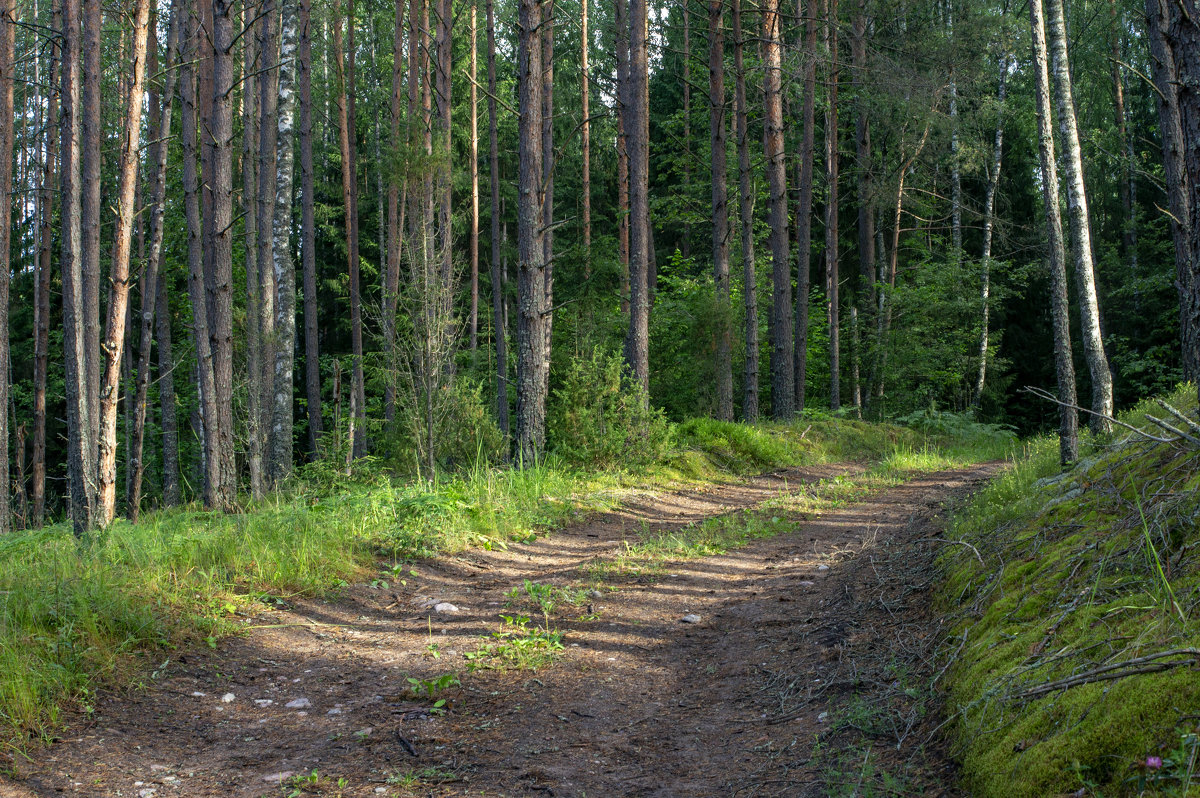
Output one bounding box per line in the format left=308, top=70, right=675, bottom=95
left=0, top=411, right=1015, bottom=756
left=941, top=383, right=1200, bottom=797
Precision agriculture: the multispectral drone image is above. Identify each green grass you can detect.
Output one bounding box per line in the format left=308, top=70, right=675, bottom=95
left=0, top=412, right=1013, bottom=753
left=940, top=383, right=1200, bottom=798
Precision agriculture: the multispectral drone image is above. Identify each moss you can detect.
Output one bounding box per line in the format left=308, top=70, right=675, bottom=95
left=941, top=384, right=1200, bottom=797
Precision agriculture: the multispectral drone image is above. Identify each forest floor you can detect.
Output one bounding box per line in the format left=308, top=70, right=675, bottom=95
left=3, top=461, right=1000, bottom=798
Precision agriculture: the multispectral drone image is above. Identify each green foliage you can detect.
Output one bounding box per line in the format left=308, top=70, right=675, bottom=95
left=548, top=348, right=673, bottom=469
left=941, top=384, right=1200, bottom=797
left=463, top=613, right=565, bottom=671
left=378, top=378, right=508, bottom=477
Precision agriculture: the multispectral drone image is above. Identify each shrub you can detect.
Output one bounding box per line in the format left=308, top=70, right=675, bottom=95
left=548, top=348, right=673, bottom=469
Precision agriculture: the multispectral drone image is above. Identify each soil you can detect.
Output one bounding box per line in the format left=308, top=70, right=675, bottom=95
left=2, top=461, right=1000, bottom=798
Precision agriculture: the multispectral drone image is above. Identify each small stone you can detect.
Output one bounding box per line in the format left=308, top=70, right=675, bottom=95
left=681, top=614, right=702, bottom=624
left=817, top=711, right=829, bottom=723
left=262, top=771, right=294, bottom=784
left=817, top=564, right=830, bottom=572
left=285, top=698, right=312, bottom=709
left=139, top=789, right=157, bottom=798
left=327, top=708, right=343, bottom=715
left=189, top=691, right=206, bottom=698
left=587, top=590, right=603, bottom=600
left=149, top=765, right=168, bottom=773
left=375, top=788, right=388, bottom=794
left=797, top=580, right=815, bottom=587
left=432, top=602, right=460, bottom=614
left=221, top=693, right=236, bottom=703
left=254, top=699, right=273, bottom=707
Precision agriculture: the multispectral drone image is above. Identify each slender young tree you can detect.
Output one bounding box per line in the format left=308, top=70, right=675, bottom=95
left=516, top=0, right=547, bottom=460
left=794, top=0, right=817, bottom=412
left=155, top=267, right=180, bottom=506
left=469, top=1, right=480, bottom=357
left=615, top=0, right=631, bottom=312
left=1029, top=0, right=1079, bottom=464
left=384, top=0, right=406, bottom=422
left=581, top=0, right=591, bottom=266
left=823, top=0, right=839, bottom=411
left=848, top=0, right=870, bottom=414
left=732, top=0, right=757, bottom=420
left=1044, top=0, right=1113, bottom=432
left=333, top=0, right=366, bottom=458
left=487, top=0, right=509, bottom=434
left=96, top=0, right=152, bottom=526
left=270, top=0, right=299, bottom=481
left=130, top=0, right=181, bottom=520
left=541, top=0, right=555, bottom=401
left=762, top=0, right=792, bottom=418
left=1109, top=0, right=1136, bottom=275
left=81, top=0, right=101, bottom=463
left=947, top=3, right=962, bottom=262
left=973, top=60, right=1007, bottom=407
left=709, top=0, right=733, bottom=421
left=0, top=0, right=13, bottom=532
left=243, top=0, right=262, bottom=494
left=299, top=0, right=322, bottom=452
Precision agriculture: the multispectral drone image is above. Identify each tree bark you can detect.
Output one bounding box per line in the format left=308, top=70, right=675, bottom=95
left=616, top=0, right=631, bottom=314
left=1109, top=0, right=1137, bottom=275
left=973, top=60, right=1006, bottom=408
left=130, top=0, right=181, bottom=521
left=155, top=266, right=180, bottom=506
left=516, top=0, right=547, bottom=461
left=299, top=0, right=322, bottom=453
left=624, top=0, right=650, bottom=396
left=794, top=0, right=817, bottom=412
left=81, top=0, right=101, bottom=465
left=32, top=3, right=59, bottom=526
left=732, top=0, right=757, bottom=420
left=243, top=0, right=262, bottom=495
left=822, top=0, right=838, bottom=411
left=0, top=0, right=14, bottom=531
left=470, top=2, right=480, bottom=358
left=487, top=0, right=509, bottom=434
left=1029, top=0, right=1079, bottom=464
left=762, top=0, right=792, bottom=418
left=1044, top=0, right=1113, bottom=433
left=709, top=0, right=733, bottom=421
left=270, top=0, right=299, bottom=482
left=581, top=0, right=591, bottom=268
left=947, top=3, right=961, bottom=262
left=384, top=0, right=406, bottom=424
left=333, top=0, right=366, bottom=459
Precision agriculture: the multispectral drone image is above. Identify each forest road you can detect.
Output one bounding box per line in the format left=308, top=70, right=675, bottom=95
left=4, top=461, right=1000, bottom=798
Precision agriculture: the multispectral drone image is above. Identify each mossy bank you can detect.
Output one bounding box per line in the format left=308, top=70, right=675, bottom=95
left=941, top=385, right=1200, bottom=797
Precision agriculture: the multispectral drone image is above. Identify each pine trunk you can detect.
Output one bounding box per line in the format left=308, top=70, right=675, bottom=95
left=0, top=0, right=14, bottom=531
left=469, top=3, right=480, bottom=357
left=624, top=0, right=650, bottom=396
left=709, top=0, right=733, bottom=421
left=762, top=0, right=792, bottom=418
left=732, top=0, right=757, bottom=420
left=581, top=0, right=591, bottom=267
left=487, top=0, right=509, bottom=434
left=615, top=0, right=631, bottom=314
left=823, top=0, right=839, bottom=411
left=299, top=0, right=322, bottom=452
left=795, top=0, right=817, bottom=412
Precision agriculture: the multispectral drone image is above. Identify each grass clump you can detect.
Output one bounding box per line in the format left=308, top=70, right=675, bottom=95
left=940, top=383, right=1200, bottom=797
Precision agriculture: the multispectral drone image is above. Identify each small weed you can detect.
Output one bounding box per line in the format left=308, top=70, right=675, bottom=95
left=406, top=672, right=460, bottom=714
left=464, top=613, right=564, bottom=671
left=386, top=765, right=460, bottom=786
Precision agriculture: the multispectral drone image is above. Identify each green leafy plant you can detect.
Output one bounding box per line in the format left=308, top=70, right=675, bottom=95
left=464, top=613, right=565, bottom=671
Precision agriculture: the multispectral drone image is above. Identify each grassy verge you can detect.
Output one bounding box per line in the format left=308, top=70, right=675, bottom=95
left=0, top=412, right=1013, bottom=754
left=940, top=384, right=1200, bottom=797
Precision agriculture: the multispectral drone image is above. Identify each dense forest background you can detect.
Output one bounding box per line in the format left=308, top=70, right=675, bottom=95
left=0, top=0, right=1197, bottom=531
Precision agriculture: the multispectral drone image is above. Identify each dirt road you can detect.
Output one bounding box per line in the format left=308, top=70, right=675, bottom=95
left=4, top=462, right=998, bottom=798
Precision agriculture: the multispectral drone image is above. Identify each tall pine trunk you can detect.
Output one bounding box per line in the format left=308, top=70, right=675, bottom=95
left=0, top=0, right=13, bottom=531
left=581, top=0, right=591, bottom=267
left=384, top=0, right=406, bottom=423
left=762, top=0, right=792, bottom=418
left=732, top=0, right=757, bottom=420
left=795, top=0, right=817, bottom=412
left=516, top=0, right=547, bottom=461
left=299, top=0, right=322, bottom=453
left=469, top=2, right=480, bottom=357
left=822, top=0, right=839, bottom=411
left=624, top=0, right=650, bottom=396
left=487, top=0, right=509, bottom=434
left=615, top=0, right=631, bottom=314
left=709, top=0, right=733, bottom=421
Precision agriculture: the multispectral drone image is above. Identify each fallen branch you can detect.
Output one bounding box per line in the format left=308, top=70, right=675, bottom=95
left=1023, top=386, right=1174, bottom=444
left=1014, top=648, right=1200, bottom=700
left=918, top=537, right=984, bottom=565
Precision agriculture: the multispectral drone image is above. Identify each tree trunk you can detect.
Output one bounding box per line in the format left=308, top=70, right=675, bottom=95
left=130, top=0, right=181, bottom=521
left=469, top=2, right=480, bottom=358
left=299, top=0, right=322, bottom=453
left=81, top=0, right=101, bottom=466
left=795, top=0, right=817, bottom=412
left=1109, top=0, right=1137, bottom=275
left=681, top=0, right=691, bottom=260
left=581, top=0, right=591, bottom=268
left=253, top=0, right=281, bottom=495
left=973, top=60, right=1006, bottom=408
left=0, top=0, right=13, bottom=532
left=181, top=4, right=221, bottom=506
left=732, top=0, right=757, bottom=420
left=435, top=0, right=452, bottom=305
left=155, top=266, right=180, bottom=506
left=208, top=0, right=238, bottom=507
left=32, top=4, right=58, bottom=527
left=1029, top=0, right=1079, bottom=464
left=624, top=0, right=650, bottom=396
left=615, top=0, right=631, bottom=314
left=333, top=0, right=366, bottom=459
left=1145, top=0, right=1200, bottom=398
left=61, top=0, right=95, bottom=534
left=243, top=0, right=262, bottom=496
left=822, top=0, right=838, bottom=411
left=1044, top=0, right=1113, bottom=433
left=270, top=0, right=299, bottom=482
left=850, top=0, right=873, bottom=304
left=947, top=3, right=961, bottom=262
left=762, top=0, right=792, bottom=419
left=516, top=0, right=547, bottom=461
left=709, top=0, right=733, bottom=422
left=487, top=0, right=509, bottom=434
left=384, top=0, right=406, bottom=424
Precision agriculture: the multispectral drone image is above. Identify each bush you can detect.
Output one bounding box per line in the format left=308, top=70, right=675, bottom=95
left=548, top=348, right=673, bottom=469
left=380, top=377, right=508, bottom=476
